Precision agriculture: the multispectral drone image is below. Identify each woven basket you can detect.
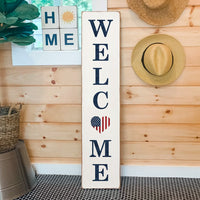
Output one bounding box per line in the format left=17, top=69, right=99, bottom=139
left=0, top=105, right=22, bottom=153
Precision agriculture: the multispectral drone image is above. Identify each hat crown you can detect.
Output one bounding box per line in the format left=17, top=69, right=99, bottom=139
left=143, top=0, right=169, bottom=9
left=143, top=43, right=173, bottom=76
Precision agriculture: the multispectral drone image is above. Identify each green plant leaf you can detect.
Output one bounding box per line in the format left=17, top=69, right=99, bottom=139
left=7, top=1, right=39, bottom=20
left=5, top=16, right=18, bottom=24
left=6, top=0, right=18, bottom=3
left=0, top=13, right=6, bottom=23
left=0, top=13, right=18, bottom=25
left=13, top=22, right=38, bottom=30
left=0, top=23, right=10, bottom=32
left=3, top=0, right=24, bottom=14
left=13, top=41, right=35, bottom=45
left=7, top=35, right=35, bottom=45
left=0, top=26, right=34, bottom=38
left=0, top=0, right=38, bottom=46
left=0, top=1, right=6, bottom=13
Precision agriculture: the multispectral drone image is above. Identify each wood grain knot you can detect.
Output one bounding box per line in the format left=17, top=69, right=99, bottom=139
left=154, top=28, right=160, bottom=34
left=190, top=6, right=195, bottom=15
left=52, top=67, right=57, bottom=72
left=165, top=109, right=171, bottom=114
left=51, top=80, right=56, bottom=85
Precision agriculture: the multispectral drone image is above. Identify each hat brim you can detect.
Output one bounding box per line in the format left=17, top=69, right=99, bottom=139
left=127, top=0, right=189, bottom=26
left=131, top=34, right=186, bottom=86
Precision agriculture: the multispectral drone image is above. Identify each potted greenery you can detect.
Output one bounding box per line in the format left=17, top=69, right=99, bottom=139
left=0, top=0, right=39, bottom=152
left=0, top=0, right=39, bottom=45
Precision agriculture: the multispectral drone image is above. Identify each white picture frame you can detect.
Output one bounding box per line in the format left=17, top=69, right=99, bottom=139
left=12, top=0, right=107, bottom=66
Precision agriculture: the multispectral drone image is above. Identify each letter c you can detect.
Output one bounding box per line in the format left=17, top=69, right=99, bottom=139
left=93, top=91, right=108, bottom=110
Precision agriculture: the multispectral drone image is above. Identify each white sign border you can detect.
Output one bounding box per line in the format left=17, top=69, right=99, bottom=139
left=82, top=11, right=120, bottom=189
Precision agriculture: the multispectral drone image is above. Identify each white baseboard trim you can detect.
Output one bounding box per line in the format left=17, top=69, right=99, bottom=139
left=33, top=163, right=200, bottom=178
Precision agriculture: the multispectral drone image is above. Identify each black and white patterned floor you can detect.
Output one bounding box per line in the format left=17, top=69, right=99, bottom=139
left=15, top=175, right=200, bottom=200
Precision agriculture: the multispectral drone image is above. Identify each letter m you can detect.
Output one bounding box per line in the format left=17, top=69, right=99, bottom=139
left=90, top=140, right=111, bottom=157
left=45, top=34, right=57, bottom=46
left=89, top=20, right=113, bottom=37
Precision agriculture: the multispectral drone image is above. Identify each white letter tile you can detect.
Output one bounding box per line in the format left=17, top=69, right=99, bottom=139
left=60, top=28, right=78, bottom=51
left=42, top=29, right=61, bottom=51
left=59, top=6, right=78, bottom=28
left=41, top=6, right=59, bottom=29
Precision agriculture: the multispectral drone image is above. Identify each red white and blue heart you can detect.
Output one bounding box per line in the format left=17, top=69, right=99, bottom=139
left=91, top=116, right=110, bottom=133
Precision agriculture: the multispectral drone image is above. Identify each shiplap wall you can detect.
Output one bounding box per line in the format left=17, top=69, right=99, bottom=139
left=0, top=0, right=200, bottom=166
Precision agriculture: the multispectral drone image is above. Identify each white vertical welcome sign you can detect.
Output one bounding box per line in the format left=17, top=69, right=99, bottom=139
left=82, top=12, right=120, bottom=188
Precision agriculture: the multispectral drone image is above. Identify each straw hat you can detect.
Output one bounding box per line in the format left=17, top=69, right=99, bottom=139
left=131, top=34, right=186, bottom=86
left=127, top=0, right=189, bottom=26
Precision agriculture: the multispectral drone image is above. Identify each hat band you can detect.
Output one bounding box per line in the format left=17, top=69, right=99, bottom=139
left=141, top=43, right=174, bottom=77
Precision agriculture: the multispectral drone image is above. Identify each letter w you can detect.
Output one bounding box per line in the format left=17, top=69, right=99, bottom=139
left=89, top=20, right=113, bottom=37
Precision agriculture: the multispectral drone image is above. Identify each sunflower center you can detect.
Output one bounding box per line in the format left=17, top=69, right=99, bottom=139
left=62, top=11, right=74, bottom=23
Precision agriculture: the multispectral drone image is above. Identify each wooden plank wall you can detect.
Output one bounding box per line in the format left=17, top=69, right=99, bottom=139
left=0, top=0, right=200, bottom=166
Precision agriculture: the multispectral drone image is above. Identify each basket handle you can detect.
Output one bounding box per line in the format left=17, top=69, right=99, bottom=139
left=8, top=104, right=22, bottom=116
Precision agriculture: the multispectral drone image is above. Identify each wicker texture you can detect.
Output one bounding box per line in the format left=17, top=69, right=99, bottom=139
left=0, top=106, right=21, bottom=153
left=127, top=0, right=189, bottom=26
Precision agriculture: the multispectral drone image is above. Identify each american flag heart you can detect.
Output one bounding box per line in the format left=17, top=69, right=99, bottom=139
left=91, top=116, right=110, bottom=134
